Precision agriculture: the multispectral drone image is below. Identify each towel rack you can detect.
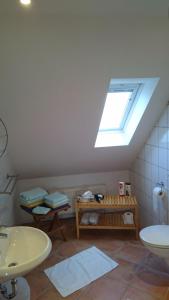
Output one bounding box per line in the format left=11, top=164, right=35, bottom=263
left=0, top=174, right=18, bottom=195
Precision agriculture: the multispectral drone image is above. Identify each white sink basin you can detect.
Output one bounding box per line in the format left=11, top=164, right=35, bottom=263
left=0, top=226, right=52, bottom=283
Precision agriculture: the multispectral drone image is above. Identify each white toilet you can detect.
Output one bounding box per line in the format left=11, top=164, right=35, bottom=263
left=140, top=225, right=169, bottom=259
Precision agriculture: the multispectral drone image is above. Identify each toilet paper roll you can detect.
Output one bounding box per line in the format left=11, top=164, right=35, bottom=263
left=153, top=187, right=166, bottom=224
left=153, top=187, right=165, bottom=199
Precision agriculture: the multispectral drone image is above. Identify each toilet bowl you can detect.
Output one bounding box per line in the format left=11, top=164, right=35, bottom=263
left=139, top=225, right=169, bottom=259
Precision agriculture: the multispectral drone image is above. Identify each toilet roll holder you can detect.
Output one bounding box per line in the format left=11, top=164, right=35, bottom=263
left=156, top=182, right=164, bottom=195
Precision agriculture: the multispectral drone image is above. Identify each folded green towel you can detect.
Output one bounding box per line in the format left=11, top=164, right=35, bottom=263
left=32, top=206, right=51, bottom=215
left=44, top=192, right=68, bottom=202
left=20, top=187, right=48, bottom=202
left=45, top=198, right=68, bottom=208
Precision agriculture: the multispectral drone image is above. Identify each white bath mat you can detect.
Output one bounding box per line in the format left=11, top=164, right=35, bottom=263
left=44, top=246, right=118, bottom=297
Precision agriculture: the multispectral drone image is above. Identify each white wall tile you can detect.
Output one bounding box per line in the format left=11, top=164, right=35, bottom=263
left=145, top=179, right=152, bottom=197
left=145, top=194, right=153, bottom=212
left=139, top=205, right=154, bottom=228
left=144, top=162, right=152, bottom=179
left=151, top=165, right=159, bottom=185
left=158, top=127, right=168, bottom=149
left=158, top=167, right=168, bottom=188
left=148, top=127, right=158, bottom=146
left=145, top=145, right=152, bottom=163
left=167, top=130, right=169, bottom=150
left=167, top=177, right=169, bottom=191
left=151, top=146, right=158, bottom=165
left=158, top=110, right=168, bottom=127
left=158, top=148, right=168, bottom=169
left=158, top=194, right=168, bottom=224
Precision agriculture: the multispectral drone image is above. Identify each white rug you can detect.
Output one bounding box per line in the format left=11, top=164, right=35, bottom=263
left=44, top=246, right=118, bottom=297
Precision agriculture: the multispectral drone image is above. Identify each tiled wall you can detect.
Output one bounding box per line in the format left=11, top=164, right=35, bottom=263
left=130, top=104, right=169, bottom=227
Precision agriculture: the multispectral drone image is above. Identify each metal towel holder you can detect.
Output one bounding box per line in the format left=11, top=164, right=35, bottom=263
left=0, top=174, right=18, bottom=195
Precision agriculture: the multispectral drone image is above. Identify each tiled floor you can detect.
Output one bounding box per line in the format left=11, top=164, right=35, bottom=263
left=25, top=219, right=169, bottom=300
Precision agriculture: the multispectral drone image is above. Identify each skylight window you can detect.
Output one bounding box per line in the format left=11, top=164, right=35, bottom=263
left=99, top=91, right=131, bottom=130
left=95, top=77, right=159, bottom=147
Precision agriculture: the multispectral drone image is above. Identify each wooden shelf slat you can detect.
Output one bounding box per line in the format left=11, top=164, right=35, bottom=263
left=77, top=195, right=137, bottom=209
left=79, top=213, right=136, bottom=230
left=75, top=195, right=139, bottom=239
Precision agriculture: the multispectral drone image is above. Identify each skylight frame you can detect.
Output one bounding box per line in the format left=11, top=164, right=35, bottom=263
left=99, top=83, right=143, bottom=132
left=95, top=77, right=160, bottom=148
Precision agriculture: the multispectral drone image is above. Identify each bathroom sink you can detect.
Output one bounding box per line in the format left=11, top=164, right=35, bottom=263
left=0, top=226, right=52, bottom=283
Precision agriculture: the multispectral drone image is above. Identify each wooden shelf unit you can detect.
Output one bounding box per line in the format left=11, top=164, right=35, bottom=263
left=75, top=195, right=139, bottom=239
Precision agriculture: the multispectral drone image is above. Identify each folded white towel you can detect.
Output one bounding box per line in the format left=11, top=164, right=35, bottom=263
left=81, top=213, right=90, bottom=225
left=89, top=213, right=100, bottom=225
left=81, top=212, right=100, bottom=225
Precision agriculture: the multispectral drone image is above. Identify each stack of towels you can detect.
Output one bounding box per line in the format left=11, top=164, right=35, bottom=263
left=19, top=188, right=69, bottom=214
left=19, top=187, right=48, bottom=208
left=44, top=192, right=69, bottom=209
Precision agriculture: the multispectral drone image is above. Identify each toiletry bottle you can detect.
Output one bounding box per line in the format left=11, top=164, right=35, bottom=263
left=118, top=182, right=125, bottom=196
left=125, top=182, right=132, bottom=196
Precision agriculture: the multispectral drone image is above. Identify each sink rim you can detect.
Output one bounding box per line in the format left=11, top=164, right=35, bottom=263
left=0, top=226, right=52, bottom=277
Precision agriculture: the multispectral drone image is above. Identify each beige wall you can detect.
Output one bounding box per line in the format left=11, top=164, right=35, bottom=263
left=15, top=170, right=129, bottom=223
left=0, top=152, right=16, bottom=226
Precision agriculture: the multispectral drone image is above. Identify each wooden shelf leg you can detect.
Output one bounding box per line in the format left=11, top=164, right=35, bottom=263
left=33, top=215, right=41, bottom=228
left=50, top=213, right=67, bottom=241
left=135, top=206, right=139, bottom=240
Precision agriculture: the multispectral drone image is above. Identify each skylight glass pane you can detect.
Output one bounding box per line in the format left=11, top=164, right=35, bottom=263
left=99, top=91, right=132, bottom=130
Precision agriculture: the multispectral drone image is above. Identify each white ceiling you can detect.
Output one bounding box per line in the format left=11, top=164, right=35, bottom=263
left=0, top=1, right=169, bottom=178
left=0, top=0, right=169, bottom=17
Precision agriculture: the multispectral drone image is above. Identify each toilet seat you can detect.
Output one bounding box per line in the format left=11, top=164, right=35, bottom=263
left=140, top=225, right=169, bottom=249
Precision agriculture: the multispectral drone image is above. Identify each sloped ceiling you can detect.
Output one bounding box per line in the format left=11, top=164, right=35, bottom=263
left=0, top=0, right=169, bottom=178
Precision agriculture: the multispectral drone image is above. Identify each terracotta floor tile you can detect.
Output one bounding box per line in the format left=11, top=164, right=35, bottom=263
left=56, top=240, right=77, bottom=257
left=89, top=239, right=124, bottom=254
left=36, top=285, right=89, bottom=300
left=50, top=238, right=63, bottom=249
left=144, top=253, right=169, bottom=275
left=107, top=258, right=136, bottom=283
left=71, top=239, right=92, bottom=249
left=121, top=286, right=160, bottom=300
left=164, top=289, right=169, bottom=300
left=25, top=270, right=53, bottom=300
left=78, top=277, right=128, bottom=300
left=130, top=268, right=169, bottom=299
left=36, top=252, right=64, bottom=272
left=36, top=288, right=61, bottom=300
left=117, top=244, right=150, bottom=264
